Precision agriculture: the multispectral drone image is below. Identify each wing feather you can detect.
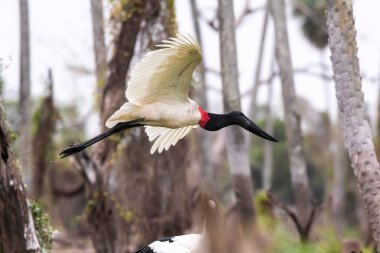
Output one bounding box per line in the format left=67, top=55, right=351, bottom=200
left=170, top=127, right=188, bottom=147
left=145, top=125, right=198, bottom=154
left=125, top=34, right=202, bottom=105
left=150, top=129, right=172, bottom=154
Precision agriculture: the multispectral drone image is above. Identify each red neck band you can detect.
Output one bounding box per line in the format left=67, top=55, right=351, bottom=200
left=198, top=106, right=210, bottom=128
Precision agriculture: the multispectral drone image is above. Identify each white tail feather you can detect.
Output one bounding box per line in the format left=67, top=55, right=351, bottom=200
left=105, top=103, right=139, bottom=128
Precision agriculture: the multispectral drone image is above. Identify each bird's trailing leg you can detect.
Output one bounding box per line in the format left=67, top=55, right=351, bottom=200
left=59, top=119, right=144, bottom=158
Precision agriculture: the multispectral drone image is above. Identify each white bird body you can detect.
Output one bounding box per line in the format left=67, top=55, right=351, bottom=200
left=136, top=234, right=205, bottom=253
left=106, top=99, right=201, bottom=129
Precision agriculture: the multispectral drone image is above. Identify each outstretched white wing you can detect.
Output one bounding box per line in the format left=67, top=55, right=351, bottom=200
left=125, top=34, right=202, bottom=105
left=145, top=125, right=198, bottom=154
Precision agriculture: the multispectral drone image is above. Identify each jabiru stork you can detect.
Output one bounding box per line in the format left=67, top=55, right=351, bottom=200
left=60, top=34, right=278, bottom=158
left=133, top=234, right=203, bottom=253
left=132, top=199, right=220, bottom=253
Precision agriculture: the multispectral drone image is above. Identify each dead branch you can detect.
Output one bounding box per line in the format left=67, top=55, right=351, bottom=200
left=267, top=191, right=323, bottom=243
left=198, top=2, right=264, bottom=31
left=235, top=2, right=265, bottom=27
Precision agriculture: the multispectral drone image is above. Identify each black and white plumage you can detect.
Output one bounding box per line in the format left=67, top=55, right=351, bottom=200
left=134, top=234, right=203, bottom=253
left=59, top=34, right=278, bottom=158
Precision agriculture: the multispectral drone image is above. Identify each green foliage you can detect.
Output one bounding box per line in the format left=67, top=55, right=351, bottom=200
left=257, top=220, right=344, bottom=253
left=31, top=98, right=44, bottom=136
left=30, top=201, right=53, bottom=252
left=293, top=0, right=328, bottom=49
left=110, top=0, right=144, bottom=24
left=254, top=190, right=276, bottom=231
left=166, top=0, right=177, bottom=37
left=250, top=118, right=292, bottom=201
left=250, top=116, right=325, bottom=204
left=3, top=100, right=18, bottom=134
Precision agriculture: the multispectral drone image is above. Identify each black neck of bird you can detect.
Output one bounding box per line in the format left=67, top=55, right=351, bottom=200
left=202, top=112, right=239, bottom=131
left=201, top=111, right=279, bottom=142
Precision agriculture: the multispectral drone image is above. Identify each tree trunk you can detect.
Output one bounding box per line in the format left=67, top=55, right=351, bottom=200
left=327, top=0, right=380, bottom=249
left=32, top=69, right=56, bottom=199
left=262, top=59, right=275, bottom=190
left=269, top=0, right=314, bottom=235
left=81, top=1, right=148, bottom=252
left=90, top=0, right=107, bottom=98
left=77, top=1, right=193, bottom=252
left=110, top=1, right=193, bottom=250
left=0, top=99, right=40, bottom=253
left=189, top=0, right=208, bottom=110
left=248, top=1, right=270, bottom=121
left=189, top=0, right=215, bottom=191
left=218, top=0, right=255, bottom=227
left=96, top=0, right=148, bottom=164
left=18, top=0, right=32, bottom=188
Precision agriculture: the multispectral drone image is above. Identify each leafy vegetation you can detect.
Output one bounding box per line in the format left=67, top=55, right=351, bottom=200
left=30, top=201, right=53, bottom=252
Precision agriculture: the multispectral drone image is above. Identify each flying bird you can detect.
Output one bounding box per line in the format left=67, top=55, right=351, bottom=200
left=60, top=34, right=278, bottom=158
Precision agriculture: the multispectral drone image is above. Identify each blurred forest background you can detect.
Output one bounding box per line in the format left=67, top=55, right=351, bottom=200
left=1, top=0, right=380, bottom=252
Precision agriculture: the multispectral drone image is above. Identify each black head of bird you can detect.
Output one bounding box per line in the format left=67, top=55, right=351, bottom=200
left=198, top=109, right=278, bottom=142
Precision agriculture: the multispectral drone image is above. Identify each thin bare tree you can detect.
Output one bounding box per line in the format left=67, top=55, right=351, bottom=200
left=190, top=0, right=207, bottom=109
left=327, top=0, right=380, bottom=249
left=269, top=0, right=315, bottom=242
left=0, top=99, right=40, bottom=253
left=248, top=0, right=270, bottom=121
left=218, top=0, right=255, bottom=227
left=90, top=0, right=107, bottom=97
left=262, top=58, right=275, bottom=190
left=19, top=0, right=32, bottom=187
left=189, top=0, right=215, bottom=191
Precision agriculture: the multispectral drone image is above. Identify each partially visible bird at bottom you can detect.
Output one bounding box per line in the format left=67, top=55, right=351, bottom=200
left=134, top=234, right=204, bottom=253
left=60, top=33, right=278, bottom=158
left=132, top=198, right=220, bottom=253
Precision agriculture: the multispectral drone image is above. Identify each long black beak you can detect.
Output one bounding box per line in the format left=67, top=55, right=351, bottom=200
left=237, top=114, right=279, bottom=142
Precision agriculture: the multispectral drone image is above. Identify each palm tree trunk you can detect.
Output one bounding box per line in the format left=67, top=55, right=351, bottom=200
left=18, top=0, right=32, bottom=188
left=269, top=0, right=313, bottom=231
left=327, top=0, right=380, bottom=249
left=218, top=0, right=255, bottom=227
